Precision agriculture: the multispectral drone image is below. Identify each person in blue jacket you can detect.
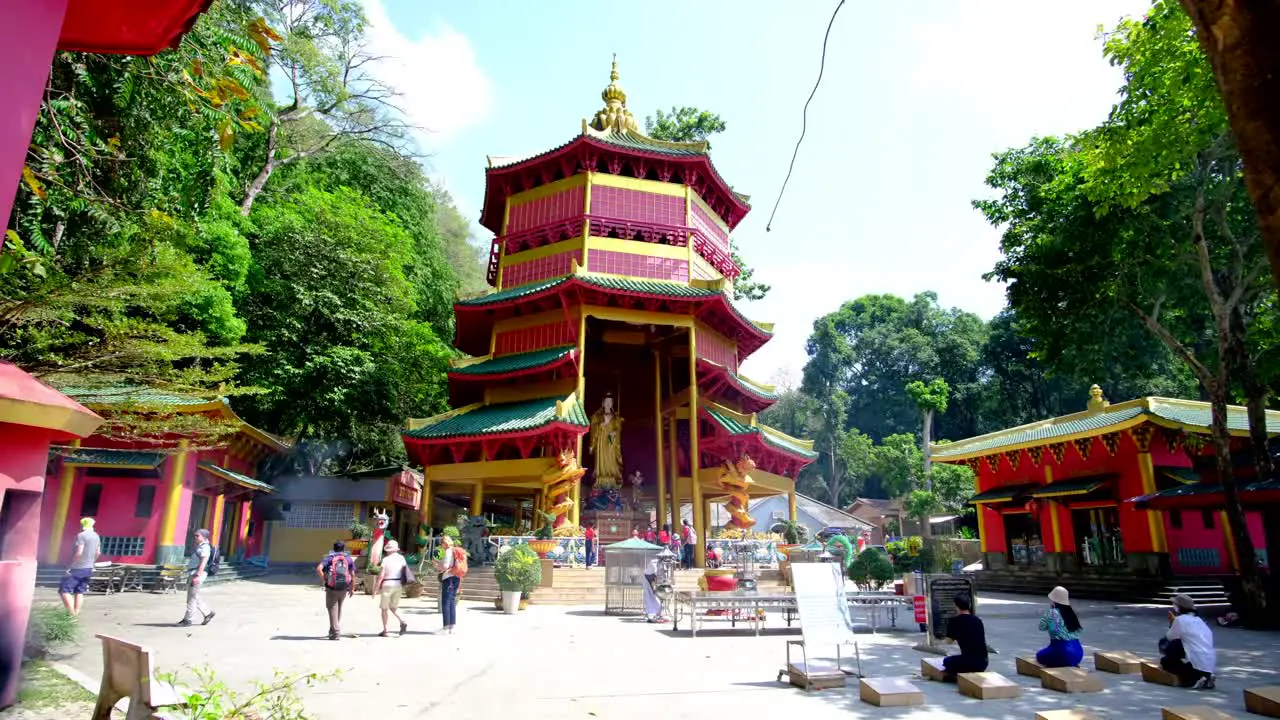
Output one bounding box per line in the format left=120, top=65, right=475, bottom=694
left=1036, top=586, right=1084, bottom=667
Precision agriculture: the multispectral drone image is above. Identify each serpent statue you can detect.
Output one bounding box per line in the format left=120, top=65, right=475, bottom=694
left=717, top=455, right=757, bottom=529
left=542, top=450, right=586, bottom=527
left=826, top=534, right=855, bottom=569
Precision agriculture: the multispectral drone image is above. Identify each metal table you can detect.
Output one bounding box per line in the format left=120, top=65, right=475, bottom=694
left=673, top=591, right=798, bottom=637
left=848, top=592, right=912, bottom=629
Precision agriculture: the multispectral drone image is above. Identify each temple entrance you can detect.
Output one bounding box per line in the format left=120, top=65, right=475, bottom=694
left=184, top=495, right=209, bottom=555
left=1003, top=512, right=1045, bottom=566
left=1072, top=506, right=1124, bottom=566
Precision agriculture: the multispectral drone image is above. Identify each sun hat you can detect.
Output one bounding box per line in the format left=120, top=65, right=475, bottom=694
left=384, top=540, right=400, bottom=553
left=1048, top=586, right=1071, bottom=606
left=80, top=517, right=95, bottom=529
left=1171, top=593, right=1195, bottom=612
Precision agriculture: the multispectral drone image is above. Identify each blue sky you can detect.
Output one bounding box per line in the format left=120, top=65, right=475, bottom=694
left=362, top=0, right=1152, bottom=385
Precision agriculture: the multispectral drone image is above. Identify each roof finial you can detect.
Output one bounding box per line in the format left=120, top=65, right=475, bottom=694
left=1087, top=384, right=1109, bottom=412
left=589, top=53, right=637, bottom=133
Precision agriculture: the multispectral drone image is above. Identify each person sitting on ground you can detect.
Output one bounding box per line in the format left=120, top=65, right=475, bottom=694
left=1036, top=586, right=1084, bottom=668
left=941, top=591, right=988, bottom=680
left=1160, top=594, right=1216, bottom=689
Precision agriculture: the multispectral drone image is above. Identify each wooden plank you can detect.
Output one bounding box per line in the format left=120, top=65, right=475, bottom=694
left=920, top=657, right=947, bottom=682
left=1245, top=686, right=1280, bottom=718
left=1041, top=667, right=1104, bottom=694
left=1017, top=655, right=1046, bottom=678
left=859, top=677, right=924, bottom=707
left=1162, top=706, right=1235, bottom=720
left=1142, top=660, right=1180, bottom=687
left=1095, top=650, right=1143, bottom=674
left=957, top=672, right=1021, bottom=700
left=1035, top=710, right=1101, bottom=720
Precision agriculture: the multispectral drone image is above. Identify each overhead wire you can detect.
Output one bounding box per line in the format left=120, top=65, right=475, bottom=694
left=766, top=0, right=847, bottom=232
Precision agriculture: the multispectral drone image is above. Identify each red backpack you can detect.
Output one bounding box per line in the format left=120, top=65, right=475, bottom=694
left=452, top=547, right=469, bottom=579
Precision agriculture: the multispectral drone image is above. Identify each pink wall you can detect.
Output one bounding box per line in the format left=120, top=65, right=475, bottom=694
left=502, top=249, right=581, bottom=289
left=493, top=320, right=574, bottom=356
left=507, top=187, right=584, bottom=233
left=587, top=250, right=689, bottom=283
left=690, top=202, right=728, bottom=253
left=49, top=475, right=164, bottom=564
left=695, top=331, right=737, bottom=373
left=590, top=186, right=684, bottom=226
left=1166, top=509, right=1267, bottom=574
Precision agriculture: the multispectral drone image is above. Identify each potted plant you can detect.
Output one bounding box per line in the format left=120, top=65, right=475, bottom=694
left=526, top=511, right=559, bottom=558
left=494, top=544, right=541, bottom=614
left=771, top=520, right=808, bottom=558
left=347, top=520, right=371, bottom=557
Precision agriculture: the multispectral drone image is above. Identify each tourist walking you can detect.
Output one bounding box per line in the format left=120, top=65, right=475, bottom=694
left=941, top=592, right=988, bottom=680
left=59, top=517, right=100, bottom=616
left=1036, top=586, right=1084, bottom=667
left=316, top=541, right=355, bottom=640
left=681, top=520, right=696, bottom=569
left=1160, top=594, right=1216, bottom=689
left=178, top=528, right=216, bottom=626
left=658, top=523, right=671, bottom=547
left=641, top=554, right=664, bottom=623
left=435, top=534, right=466, bottom=634
left=584, top=522, right=597, bottom=567
left=373, top=540, right=409, bottom=637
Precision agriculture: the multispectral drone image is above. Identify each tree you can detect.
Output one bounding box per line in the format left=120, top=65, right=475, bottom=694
left=1177, top=0, right=1280, bottom=291
left=905, top=377, right=949, bottom=484
left=237, top=0, right=415, bottom=215
left=642, top=106, right=769, bottom=302
left=977, top=2, right=1274, bottom=619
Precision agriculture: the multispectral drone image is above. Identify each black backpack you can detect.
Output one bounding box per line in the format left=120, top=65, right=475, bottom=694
left=205, top=546, right=222, bottom=576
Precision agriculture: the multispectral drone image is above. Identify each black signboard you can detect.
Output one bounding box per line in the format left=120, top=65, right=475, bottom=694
left=926, top=574, right=975, bottom=640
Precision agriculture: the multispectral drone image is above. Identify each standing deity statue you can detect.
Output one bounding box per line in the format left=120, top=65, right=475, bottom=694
left=588, top=393, right=624, bottom=489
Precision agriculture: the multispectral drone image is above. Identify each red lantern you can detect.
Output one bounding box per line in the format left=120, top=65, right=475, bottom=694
left=1026, top=499, right=1039, bottom=516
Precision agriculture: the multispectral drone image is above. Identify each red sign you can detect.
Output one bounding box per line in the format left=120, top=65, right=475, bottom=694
left=389, top=470, right=421, bottom=510
left=913, top=595, right=927, bottom=624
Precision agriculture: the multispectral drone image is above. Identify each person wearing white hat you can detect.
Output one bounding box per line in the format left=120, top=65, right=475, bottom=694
left=372, top=539, right=410, bottom=637
left=1036, top=586, right=1084, bottom=668
left=1160, top=594, right=1216, bottom=689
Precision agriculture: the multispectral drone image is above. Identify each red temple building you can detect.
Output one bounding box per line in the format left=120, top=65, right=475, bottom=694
left=39, top=386, right=285, bottom=568
left=934, top=385, right=1276, bottom=597
left=402, top=60, right=816, bottom=566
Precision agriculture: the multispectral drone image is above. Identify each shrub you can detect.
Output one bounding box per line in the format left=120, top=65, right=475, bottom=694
left=155, top=666, right=340, bottom=719
left=348, top=521, right=370, bottom=540
left=494, top=544, right=541, bottom=594
left=25, top=605, right=79, bottom=658
left=849, top=548, right=895, bottom=591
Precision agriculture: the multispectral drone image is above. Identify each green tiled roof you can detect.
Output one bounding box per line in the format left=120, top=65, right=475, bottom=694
left=703, top=407, right=818, bottom=460
left=1028, top=475, right=1108, bottom=498
left=581, top=274, right=715, bottom=297
left=968, top=483, right=1037, bottom=505
left=589, top=128, right=707, bottom=157
left=456, top=277, right=568, bottom=306
left=405, top=397, right=588, bottom=441
left=934, top=397, right=1280, bottom=462
left=197, top=461, right=275, bottom=493
left=1159, top=467, right=1201, bottom=485
left=451, top=346, right=576, bottom=377
left=57, top=384, right=213, bottom=408
left=60, top=448, right=165, bottom=468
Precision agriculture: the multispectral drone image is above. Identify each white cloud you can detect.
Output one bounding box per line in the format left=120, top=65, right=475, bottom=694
left=359, top=0, right=493, bottom=145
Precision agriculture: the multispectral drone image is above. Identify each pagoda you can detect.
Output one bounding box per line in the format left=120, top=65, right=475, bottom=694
left=402, top=59, right=816, bottom=567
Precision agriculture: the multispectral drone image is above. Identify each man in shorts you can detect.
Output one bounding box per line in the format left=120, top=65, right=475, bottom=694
left=60, top=518, right=100, bottom=615
left=372, top=540, right=408, bottom=637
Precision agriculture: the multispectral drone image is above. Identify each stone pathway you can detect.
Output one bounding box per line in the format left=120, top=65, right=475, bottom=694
left=34, top=578, right=1280, bottom=719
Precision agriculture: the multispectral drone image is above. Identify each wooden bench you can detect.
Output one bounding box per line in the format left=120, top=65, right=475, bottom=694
left=91, top=634, right=186, bottom=720
left=920, top=657, right=947, bottom=681
left=1041, top=667, right=1104, bottom=693
left=1245, top=686, right=1280, bottom=718
left=88, top=563, right=121, bottom=595
left=957, top=671, right=1021, bottom=700
left=152, top=565, right=186, bottom=594
left=1017, top=655, right=1047, bottom=678
left=1142, top=660, right=1181, bottom=687
left=859, top=677, right=924, bottom=707
left=1036, top=710, right=1101, bottom=720
left=1163, top=706, right=1235, bottom=720
left=1095, top=650, right=1142, bottom=674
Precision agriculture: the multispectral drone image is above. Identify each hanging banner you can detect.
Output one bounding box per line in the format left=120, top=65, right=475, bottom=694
left=389, top=470, right=422, bottom=510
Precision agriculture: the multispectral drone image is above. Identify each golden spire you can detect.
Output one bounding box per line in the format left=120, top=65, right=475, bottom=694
left=589, top=54, right=638, bottom=133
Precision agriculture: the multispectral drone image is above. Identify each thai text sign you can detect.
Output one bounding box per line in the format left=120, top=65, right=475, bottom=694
left=913, top=595, right=927, bottom=624
left=389, top=471, right=421, bottom=509
left=926, top=574, right=975, bottom=640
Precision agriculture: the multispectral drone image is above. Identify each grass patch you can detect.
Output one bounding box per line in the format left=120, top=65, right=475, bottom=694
left=15, top=661, right=94, bottom=709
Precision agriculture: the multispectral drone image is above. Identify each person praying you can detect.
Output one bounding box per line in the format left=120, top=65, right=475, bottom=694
left=941, top=592, right=988, bottom=680
left=1160, top=594, right=1216, bottom=689
left=1036, top=586, right=1084, bottom=668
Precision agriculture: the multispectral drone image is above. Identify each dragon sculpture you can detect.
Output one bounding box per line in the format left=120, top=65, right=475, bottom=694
left=717, top=455, right=757, bottom=530
left=542, top=450, right=586, bottom=527
left=368, top=507, right=390, bottom=567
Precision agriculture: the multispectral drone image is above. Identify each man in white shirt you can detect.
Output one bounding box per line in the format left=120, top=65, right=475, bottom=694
left=373, top=540, right=409, bottom=637
left=1160, top=594, right=1216, bottom=689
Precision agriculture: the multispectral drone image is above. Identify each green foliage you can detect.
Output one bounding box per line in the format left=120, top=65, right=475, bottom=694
left=771, top=519, right=809, bottom=545
left=904, top=489, right=939, bottom=522
left=494, top=544, right=542, bottom=594
left=849, top=547, right=896, bottom=590
left=156, top=665, right=340, bottom=719
left=885, top=536, right=932, bottom=573
left=534, top=512, right=556, bottom=540
left=25, top=605, right=79, bottom=657
left=906, top=378, right=950, bottom=415
left=348, top=521, right=370, bottom=540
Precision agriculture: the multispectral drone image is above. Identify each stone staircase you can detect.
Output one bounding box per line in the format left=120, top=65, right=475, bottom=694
left=1149, top=580, right=1231, bottom=609
left=420, top=567, right=788, bottom=606
left=974, top=565, right=1234, bottom=608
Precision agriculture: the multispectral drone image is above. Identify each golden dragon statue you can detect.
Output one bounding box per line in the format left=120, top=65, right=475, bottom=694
left=718, top=455, right=757, bottom=529
left=542, top=450, right=586, bottom=527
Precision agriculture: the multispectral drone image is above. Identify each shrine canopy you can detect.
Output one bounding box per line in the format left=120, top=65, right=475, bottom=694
left=0, top=361, right=101, bottom=441
left=698, top=401, right=817, bottom=481
left=57, top=0, right=213, bottom=55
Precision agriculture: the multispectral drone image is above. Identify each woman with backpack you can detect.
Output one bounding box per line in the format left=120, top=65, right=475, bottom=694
left=435, top=535, right=466, bottom=634
left=316, top=541, right=355, bottom=640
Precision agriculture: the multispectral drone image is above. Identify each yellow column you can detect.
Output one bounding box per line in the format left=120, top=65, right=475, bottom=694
left=1220, top=510, right=1239, bottom=570
left=1136, top=450, right=1167, bottom=552
left=571, top=479, right=581, bottom=527
left=420, top=475, right=433, bottom=530
left=158, top=440, right=191, bottom=549
left=237, top=502, right=253, bottom=549
left=1045, top=465, right=1061, bottom=552
left=210, top=495, right=226, bottom=547
left=471, top=481, right=485, bottom=516
left=45, top=439, right=80, bottom=563
left=575, top=307, right=587, bottom=525
left=788, top=483, right=797, bottom=523
left=689, top=326, right=705, bottom=568
left=978, top=507, right=989, bottom=553
left=668, top=413, right=679, bottom=531
left=534, top=491, right=544, bottom=530
left=582, top=171, right=593, bottom=269
left=654, top=351, right=668, bottom=527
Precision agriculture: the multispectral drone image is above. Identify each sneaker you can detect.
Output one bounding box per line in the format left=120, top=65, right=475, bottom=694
left=176, top=619, right=192, bottom=626
left=1193, top=675, right=1215, bottom=690
left=202, top=612, right=216, bottom=626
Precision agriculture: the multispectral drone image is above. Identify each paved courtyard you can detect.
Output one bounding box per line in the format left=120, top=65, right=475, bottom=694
left=35, top=577, right=1280, bottom=720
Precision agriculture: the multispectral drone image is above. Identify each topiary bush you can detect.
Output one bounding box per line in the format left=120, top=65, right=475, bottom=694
left=849, top=548, right=896, bottom=591
left=494, top=544, right=542, bottom=594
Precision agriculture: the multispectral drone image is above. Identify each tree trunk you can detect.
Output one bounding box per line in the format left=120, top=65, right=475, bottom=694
left=921, top=408, right=934, bottom=485
left=827, top=448, right=840, bottom=508
left=1208, top=379, right=1267, bottom=623
left=240, top=119, right=280, bottom=216
left=1179, top=0, right=1280, bottom=290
